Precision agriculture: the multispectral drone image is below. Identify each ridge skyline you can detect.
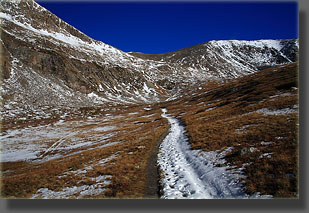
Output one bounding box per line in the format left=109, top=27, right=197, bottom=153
left=37, top=1, right=298, bottom=54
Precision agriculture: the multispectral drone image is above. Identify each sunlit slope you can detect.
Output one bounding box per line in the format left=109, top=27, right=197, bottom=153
left=163, top=62, right=298, bottom=197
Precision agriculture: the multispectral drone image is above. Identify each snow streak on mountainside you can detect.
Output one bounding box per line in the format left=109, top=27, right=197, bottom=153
left=0, top=0, right=168, bottom=122
left=0, top=0, right=298, bottom=122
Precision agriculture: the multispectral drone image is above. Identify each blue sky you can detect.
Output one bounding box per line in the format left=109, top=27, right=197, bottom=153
left=37, top=1, right=298, bottom=54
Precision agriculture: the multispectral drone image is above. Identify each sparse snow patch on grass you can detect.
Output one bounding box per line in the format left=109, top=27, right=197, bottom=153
left=0, top=117, right=118, bottom=162
left=31, top=175, right=111, bottom=199
left=261, top=141, right=273, bottom=146
left=259, top=153, right=273, bottom=159
left=269, top=92, right=295, bottom=99
left=256, top=106, right=297, bottom=115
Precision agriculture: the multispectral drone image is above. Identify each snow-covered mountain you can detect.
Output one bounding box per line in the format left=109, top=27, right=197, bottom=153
left=130, top=39, right=298, bottom=80
left=0, top=0, right=298, bottom=121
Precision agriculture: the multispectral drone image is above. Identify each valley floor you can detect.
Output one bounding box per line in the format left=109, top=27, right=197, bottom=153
left=0, top=104, right=169, bottom=198
left=0, top=63, right=299, bottom=199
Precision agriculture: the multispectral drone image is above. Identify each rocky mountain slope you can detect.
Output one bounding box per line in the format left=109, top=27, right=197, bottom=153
left=130, top=38, right=298, bottom=79
left=0, top=0, right=298, bottom=122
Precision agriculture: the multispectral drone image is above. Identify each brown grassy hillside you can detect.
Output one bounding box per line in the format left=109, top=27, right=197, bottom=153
left=162, top=62, right=298, bottom=197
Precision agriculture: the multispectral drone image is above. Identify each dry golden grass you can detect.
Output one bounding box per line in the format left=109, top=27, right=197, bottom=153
left=1, top=105, right=169, bottom=198
left=162, top=62, right=298, bottom=198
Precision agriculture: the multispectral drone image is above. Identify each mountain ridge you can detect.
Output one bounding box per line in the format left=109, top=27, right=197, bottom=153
left=129, top=38, right=297, bottom=55
left=0, top=0, right=298, bottom=123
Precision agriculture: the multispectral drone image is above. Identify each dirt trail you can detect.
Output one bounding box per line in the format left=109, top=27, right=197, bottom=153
left=144, top=125, right=170, bottom=198
left=157, top=108, right=251, bottom=199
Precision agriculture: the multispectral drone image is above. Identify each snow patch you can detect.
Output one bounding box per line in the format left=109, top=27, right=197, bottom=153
left=31, top=175, right=111, bottom=199
left=259, top=153, right=273, bottom=159
left=256, top=106, right=297, bottom=115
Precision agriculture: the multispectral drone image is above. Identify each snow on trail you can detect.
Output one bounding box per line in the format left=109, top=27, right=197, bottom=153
left=158, top=108, right=263, bottom=199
